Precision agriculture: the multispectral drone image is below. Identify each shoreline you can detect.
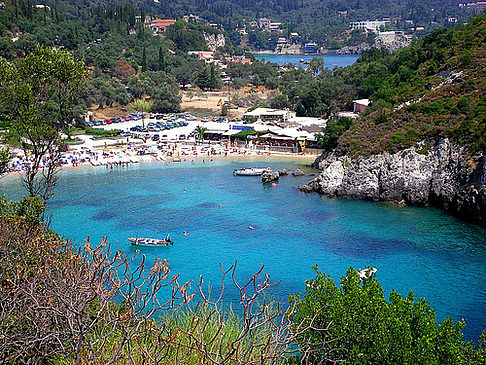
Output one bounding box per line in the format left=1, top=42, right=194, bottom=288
left=1, top=146, right=317, bottom=181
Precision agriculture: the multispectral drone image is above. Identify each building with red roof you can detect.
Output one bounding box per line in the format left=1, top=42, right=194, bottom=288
left=150, top=19, right=176, bottom=34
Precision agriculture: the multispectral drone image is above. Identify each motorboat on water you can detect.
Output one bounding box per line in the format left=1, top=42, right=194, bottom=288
left=233, top=167, right=270, bottom=176
left=129, top=234, right=173, bottom=247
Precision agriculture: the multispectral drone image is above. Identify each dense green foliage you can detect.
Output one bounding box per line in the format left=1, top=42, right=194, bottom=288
left=314, top=117, right=355, bottom=151
left=284, top=14, right=485, bottom=156
left=0, top=195, right=45, bottom=225
left=338, top=14, right=486, bottom=156
left=15, top=0, right=469, bottom=48
left=290, top=265, right=486, bottom=364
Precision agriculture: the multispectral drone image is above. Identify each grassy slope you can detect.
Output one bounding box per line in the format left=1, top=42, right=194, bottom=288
left=338, top=15, right=486, bottom=157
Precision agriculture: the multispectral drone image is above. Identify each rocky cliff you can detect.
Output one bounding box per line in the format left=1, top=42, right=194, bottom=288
left=204, top=33, right=225, bottom=52
left=299, top=139, right=485, bottom=227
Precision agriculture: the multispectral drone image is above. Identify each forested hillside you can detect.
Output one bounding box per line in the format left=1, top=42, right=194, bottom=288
left=338, top=14, right=486, bottom=156
left=0, top=0, right=471, bottom=47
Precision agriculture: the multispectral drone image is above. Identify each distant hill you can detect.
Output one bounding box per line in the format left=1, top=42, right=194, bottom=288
left=4, top=0, right=470, bottom=34
left=338, top=14, right=485, bottom=157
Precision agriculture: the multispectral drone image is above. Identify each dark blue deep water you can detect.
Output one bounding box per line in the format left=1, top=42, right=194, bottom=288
left=2, top=157, right=485, bottom=340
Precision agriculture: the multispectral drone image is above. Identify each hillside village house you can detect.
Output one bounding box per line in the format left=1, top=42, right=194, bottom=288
left=258, top=18, right=270, bottom=28
left=353, top=99, right=370, bottom=114
left=188, top=51, right=214, bottom=63
left=268, top=22, right=282, bottom=32
left=150, top=19, right=176, bottom=34
left=459, top=2, right=486, bottom=12
left=350, top=20, right=390, bottom=32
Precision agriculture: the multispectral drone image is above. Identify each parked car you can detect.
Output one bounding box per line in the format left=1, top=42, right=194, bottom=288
left=152, top=134, right=160, bottom=141
left=120, top=131, right=131, bottom=137
left=179, top=134, right=186, bottom=140
left=85, top=121, right=94, bottom=127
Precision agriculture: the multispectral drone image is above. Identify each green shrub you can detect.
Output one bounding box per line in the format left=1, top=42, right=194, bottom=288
left=389, top=131, right=404, bottom=147
left=289, top=266, right=484, bottom=364
left=0, top=195, right=45, bottom=225
left=457, top=97, right=471, bottom=114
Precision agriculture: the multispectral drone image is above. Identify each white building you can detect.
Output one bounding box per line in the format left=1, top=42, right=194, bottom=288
left=350, top=20, right=391, bottom=32
left=244, top=108, right=291, bottom=122
left=258, top=18, right=270, bottom=29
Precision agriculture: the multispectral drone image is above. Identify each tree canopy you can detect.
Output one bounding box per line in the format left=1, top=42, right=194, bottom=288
left=290, top=265, right=486, bottom=364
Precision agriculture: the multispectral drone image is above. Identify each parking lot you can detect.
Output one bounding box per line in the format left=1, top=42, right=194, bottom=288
left=86, top=112, right=200, bottom=142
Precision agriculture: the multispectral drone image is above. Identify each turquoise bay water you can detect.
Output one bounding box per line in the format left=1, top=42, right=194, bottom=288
left=2, top=158, right=486, bottom=340
left=254, top=54, right=360, bottom=69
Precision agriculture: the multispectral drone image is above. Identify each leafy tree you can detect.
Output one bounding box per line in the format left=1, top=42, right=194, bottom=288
left=308, top=57, right=324, bottom=75
left=158, top=47, right=165, bottom=72
left=196, top=66, right=211, bottom=91
left=141, top=46, right=147, bottom=73
left=195, top=125, right=207, bottom=142
left=127, top=71, right=181, bottom=112
left=151, top=84, right=181, bottom=113
left=174, top=63, right=194, bottom=89
left=114, top=59, right=136, bottom=82
left=315, top=117, right=355, bottom=150
left=131, top=98, right=153, bottom=128
left=290, top=266, right=481, bottom=364
left=83, top=78, right=129, bottom=109
left=0, top=147, right=11, bottom=176
left=0, top=46, right=87, bottom=202
left=221, top=105, right=228, bottom=116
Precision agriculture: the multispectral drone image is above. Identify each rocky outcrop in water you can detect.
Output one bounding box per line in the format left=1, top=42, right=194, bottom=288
left=262, top=170, right=279, bottom=183
left=299, top=139, right=485, bottom=226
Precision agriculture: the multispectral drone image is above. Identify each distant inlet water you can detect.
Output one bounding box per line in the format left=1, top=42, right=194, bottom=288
left=1, top=157, right=485, bottom=341
left=254, top=54, right=360, bottom=69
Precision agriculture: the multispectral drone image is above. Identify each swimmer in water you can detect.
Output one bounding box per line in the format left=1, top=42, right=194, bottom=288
left=183, top=231, right=189, bottom=236
left=248, top=225, right=255, bottom=230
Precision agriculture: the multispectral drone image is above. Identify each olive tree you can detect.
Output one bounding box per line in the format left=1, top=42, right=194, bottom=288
left=0, top=46, right=87, bottom=202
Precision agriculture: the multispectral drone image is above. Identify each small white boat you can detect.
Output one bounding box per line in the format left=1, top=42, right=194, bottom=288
left=129, top=234, right=173, bottom=247
left=233, top=167, right=269, bottom=176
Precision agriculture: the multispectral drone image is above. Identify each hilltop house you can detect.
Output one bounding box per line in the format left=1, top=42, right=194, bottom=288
left=188, top=51, right=214, bottom=63
left=459, top=2, right=486, bottom=12
left=353, top=99, right=370, bottom=114
left=268, top=22, right=282, bottom=32
left=350, top=20, right=391, bottom=32
left=150, top=19, right=176, bottom=34
left=258, top=18, right=270, bottom=28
